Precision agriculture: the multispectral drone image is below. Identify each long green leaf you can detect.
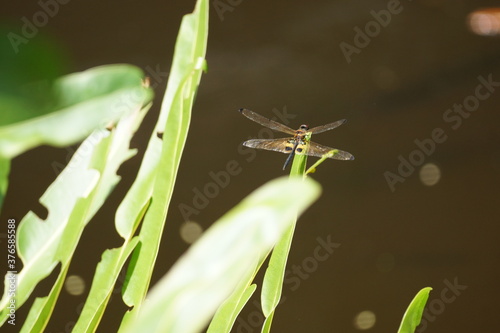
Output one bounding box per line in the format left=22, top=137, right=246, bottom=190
left=0, top=101, right=150, bottom=329
left=207, top=135, right=311, bottom=333
left=207, top=245, right=273, bottom=332
left=207, top=283, right=257, bottom=333
left=117, top=0, right=209, bottom=328
left=0, top=65, right=151, bottom=216
left=261, top=151, right=308, bottom=320
left=397, top=287, right=432, bottom=333
left=72, top=238, right=141, bottom=333
left=0, top=64, right=152, bottom=159
left=72, top=168, right=152, bottom=332
left=261, top=310, right=275, bottom=333
left=21, top=106, right=149, bottom=331
left=20, top=264, right=70, bottom=333
left=121, top=177, right=321, bottom=333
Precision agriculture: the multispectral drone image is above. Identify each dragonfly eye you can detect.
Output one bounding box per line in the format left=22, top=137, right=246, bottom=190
left=300, top=124, right=309, bottom=130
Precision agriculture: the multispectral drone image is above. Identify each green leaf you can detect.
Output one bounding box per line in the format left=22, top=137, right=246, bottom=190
left=72, top=238, right=140, bottom=333
left=0, top=103, right=150, bottom=328
left=289, top=148, right=308, bottom=178
left=261, top=223, right=296, bottom=317
left=397, top=287, right=433, bottom=333
left=261, top=146, right=308, bottom=319
left=261, top=310, right=274, bottom=333
left=117, top=0, right=209, bottom=325
left=20, top=265, right=70, bottom=333
left=207, top=136, right=312, bottom=333
left=71, top=160, right=149, bottom=333
left=0, top=64, right=153, bottom=159
left=120, top=177, right=321, bottom=333
left=306, top=149, right=339, bottom=174
left=207, top=284, right=257, bottom=333
left=208, top=246, right=272, bottom=332
left=0, top=31, right=69, bottom=126
left=0, top=158, right=9, bottom=210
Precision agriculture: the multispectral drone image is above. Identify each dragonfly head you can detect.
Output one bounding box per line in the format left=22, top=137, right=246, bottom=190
left=299, top=124, right=309, bottom=130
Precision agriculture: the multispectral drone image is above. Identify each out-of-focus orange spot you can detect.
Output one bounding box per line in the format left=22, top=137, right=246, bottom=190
left=468, top=8, right=500, bottom=36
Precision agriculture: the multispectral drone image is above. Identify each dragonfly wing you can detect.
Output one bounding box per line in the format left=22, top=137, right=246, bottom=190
left=243, top=138, right=292, bottom=154
left=239, top=109, right=296, bottom=135
left=307, top=141, right=354, bottom=160
left=308, top=119, right=346, bottom=134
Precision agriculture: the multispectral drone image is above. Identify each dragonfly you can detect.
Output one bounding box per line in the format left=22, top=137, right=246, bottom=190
left=239, top=108, right=354, bottom=170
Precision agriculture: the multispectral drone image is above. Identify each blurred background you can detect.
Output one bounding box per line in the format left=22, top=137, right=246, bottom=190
left=2, top=0, right=500, bottom=332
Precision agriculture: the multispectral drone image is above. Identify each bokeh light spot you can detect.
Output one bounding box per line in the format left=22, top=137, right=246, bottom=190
left=65, top=275, right=85, bottom=296
left=354, top=310, right=376, bottom=330
left=468, top=8, right=500, bottom=36
left=180, top=221, right=203, bottom=244
left=419, top=163, right=441, bottom=186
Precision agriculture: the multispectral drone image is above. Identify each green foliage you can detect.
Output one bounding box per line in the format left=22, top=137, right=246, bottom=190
left=0, top=64, right=152, bottom=210
left=0, top=0, right=434, bottom=332
left=208, top=283, right=257, bottom=333
left=208, top=143, right=310, bottom=332
left=260, top=140, right=308, bottom=328
left=122, top=177, right=321, bottom=333
left=118, top=1, right=209, bottom=327
left=0, top=0, right=208, bottom=330
left=0, top=65, right=151, bottom=158
left=397, top=287, right=432, bottom=333
left=3, top=106, right=150, bottom=330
